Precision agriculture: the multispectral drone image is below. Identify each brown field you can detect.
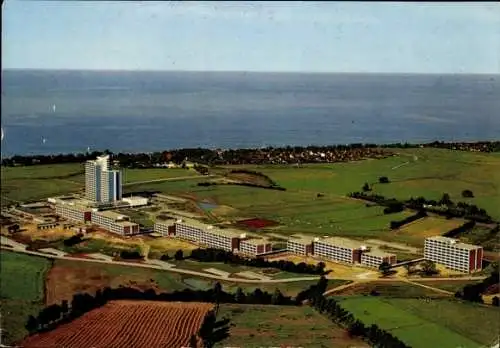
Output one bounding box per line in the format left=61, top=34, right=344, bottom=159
left=20, top=300, right=213, bottom=348
left=44, top=260, right=163, bottom=305
left=17, top=224, right=76, bottom=242
left=398, top=217, right=464, bottom=239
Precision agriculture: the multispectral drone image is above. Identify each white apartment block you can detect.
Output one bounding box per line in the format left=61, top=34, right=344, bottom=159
left=360, top=250, right=397, bottom=268
left=154, top=219, right=176, bottom=236
left=424, top=236, right=483, bottom=273
left=287, top=237, right=314, bottom=256
left=313, top=237, right=361, bottom=264
left=174, top=220, right=204, bottom=242
left=85, top=155, right=122, bottom=204
left=239, top=239, right=272, bottom=256
left=91, top=210, right=139, bottom=236
left=55, top=202, right=92, bottom=223
left=174, top=219, right=241, bottom=251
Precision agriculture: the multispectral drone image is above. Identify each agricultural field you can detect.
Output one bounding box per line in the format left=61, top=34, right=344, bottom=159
left=392, top=216, right=465, bottom=246
left=0, top=251, right=52, bottom=345
left=337, top=297, right=498, bottom=348
left=215, top=304, right=369, bottom=348
left=20, top=300, right=212, bottom=348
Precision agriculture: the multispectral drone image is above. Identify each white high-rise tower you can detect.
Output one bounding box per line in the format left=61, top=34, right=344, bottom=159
left=85, top=155, right=122, bottom=203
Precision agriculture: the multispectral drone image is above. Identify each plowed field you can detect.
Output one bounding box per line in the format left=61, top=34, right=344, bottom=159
left=21, top=300, right=213, bottom=348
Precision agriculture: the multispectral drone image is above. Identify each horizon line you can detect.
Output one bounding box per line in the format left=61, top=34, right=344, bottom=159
left=2, top=68, right=499, bottom=76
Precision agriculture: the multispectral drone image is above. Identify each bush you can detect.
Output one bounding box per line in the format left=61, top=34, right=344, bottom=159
left=462, top=190, right=474, bottom=198
left=379, top=176, right=390, bottom=184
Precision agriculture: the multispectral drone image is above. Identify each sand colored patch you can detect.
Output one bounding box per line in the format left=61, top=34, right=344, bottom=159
left=19, top=224, right=76, bottom=242
left=145, top=237, right=198, bottom=251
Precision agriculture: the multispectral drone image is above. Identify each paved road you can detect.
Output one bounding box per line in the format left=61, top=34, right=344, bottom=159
left=123, top=175, right=216, bottom=187
left=1, top=243, right=487, bottom=291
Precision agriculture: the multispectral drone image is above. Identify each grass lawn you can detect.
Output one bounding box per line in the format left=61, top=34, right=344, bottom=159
left=0, top=251, right=52, bottom=345
left=0, top=163, right=200, bottom=204
left=328, top=281, right=449, bottom=298
left=413, top=280, right=483, bottom=293
left=122, top=168, right=197, bottom=183
left=215, top=304, right=368, bottom=348
left=337, top=297, right=498, bottom=348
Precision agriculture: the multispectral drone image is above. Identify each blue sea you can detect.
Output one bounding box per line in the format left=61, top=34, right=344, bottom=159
left=1, top=70, right=499, bottom=157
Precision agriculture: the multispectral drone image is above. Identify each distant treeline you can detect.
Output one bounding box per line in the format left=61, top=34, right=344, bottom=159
left=188, top=248, right=327, bottom=275
left=3, top=141, right=498, bottom=167
left=349, top=192, right=494, bottom=223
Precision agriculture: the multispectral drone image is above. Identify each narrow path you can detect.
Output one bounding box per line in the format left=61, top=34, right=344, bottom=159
left=123, top=175, right=216, bottom=187
left=403, top=279, right=454, bottom=295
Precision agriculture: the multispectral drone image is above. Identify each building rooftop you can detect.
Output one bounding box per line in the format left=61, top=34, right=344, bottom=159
left=241, top=238, right=271, bottom=246
left=116, top=221, right=138, bottom=227
left=55, top=199, right=92, bottom=211
left=155, top=218, right=176, bottom=225
left=362, top=249, right=396, bottom=258
left=426, top=236, right=481, bottom=250
left=288, top=235, right=315, bottom=244
left=175, top=217, right=243, bottom=238
left=94, top=210, right=130, bottom=221
left=315, top=237, right=363, bottom=250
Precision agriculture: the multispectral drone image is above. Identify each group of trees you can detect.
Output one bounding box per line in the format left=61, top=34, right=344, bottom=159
left=303, top=278, right=411, bottom=348
left=63, top=233, right=84, bottom=247
left=26, top=283, right=299, bottom=336
left=349, top=192, right=493, bottom=223
left=188, top=248, right=327, bottom=275
left=390, top=210, right=427, bottom=230
left=455, top=262, right=499, bottom=303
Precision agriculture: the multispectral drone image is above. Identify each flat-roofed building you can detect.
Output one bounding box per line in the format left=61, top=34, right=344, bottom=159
left=55, top=200, right=92, bottom=223
left=154, top=219, right=176, bottom=236
left=200, top=227, right=241, bottom=252
left=174, top=219, right=205, bottom=242
left=360, top=249, right=397, bottom=268
left=122, top=196, right=149, bottom=207
left=287, top=236, right=314, bottom=256
left=313, top=237, right=362, bottom=264
left=36, top=222, right=58, bottom=230
left=91, top=210, right=139, bottom=236
left=239, top=238, right=272, bottom=256
left=424, top=236, right=483, bottom=273
left=174, top=218, right=241, bottom=251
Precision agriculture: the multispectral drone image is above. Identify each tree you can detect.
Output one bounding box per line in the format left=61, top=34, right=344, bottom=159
left=189, top=334, right=198, bottom=348
left=362, top=182, right=371, bottom=192
left=492, top=296, right=499, bottom=307
left=234, top=287, right=246, bottom=304
left=439, top=193, right=453, bottom=206
left=174, top=249, right=184, bottom=261
left=378, top=261, right=392, bottom=276
left=404, top=263, right=414, bottom=275
left=60, top=300, right=69, bottom=317
left=213, top=282, right=222, bottom=315
left=462, top=190, right=474, bottom=198
left=421, top=260, right=438, bottom=276
left=25, top=315, right=38, bottom=333
left=271, top=288, right=285, bottom=305
left=379, top=176, right=390, bottom=184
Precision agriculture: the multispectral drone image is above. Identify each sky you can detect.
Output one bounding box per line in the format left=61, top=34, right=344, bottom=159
left=2, top=1, right=499, bottom=74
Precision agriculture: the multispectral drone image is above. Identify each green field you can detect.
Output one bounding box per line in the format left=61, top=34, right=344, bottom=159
left=337, top=297, right=498, bottom=348
left=0, top=251, right=52, bottom=344
left=0, top=163, right=197, bottom=204
left=215, top=304, right=367, bottom=348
